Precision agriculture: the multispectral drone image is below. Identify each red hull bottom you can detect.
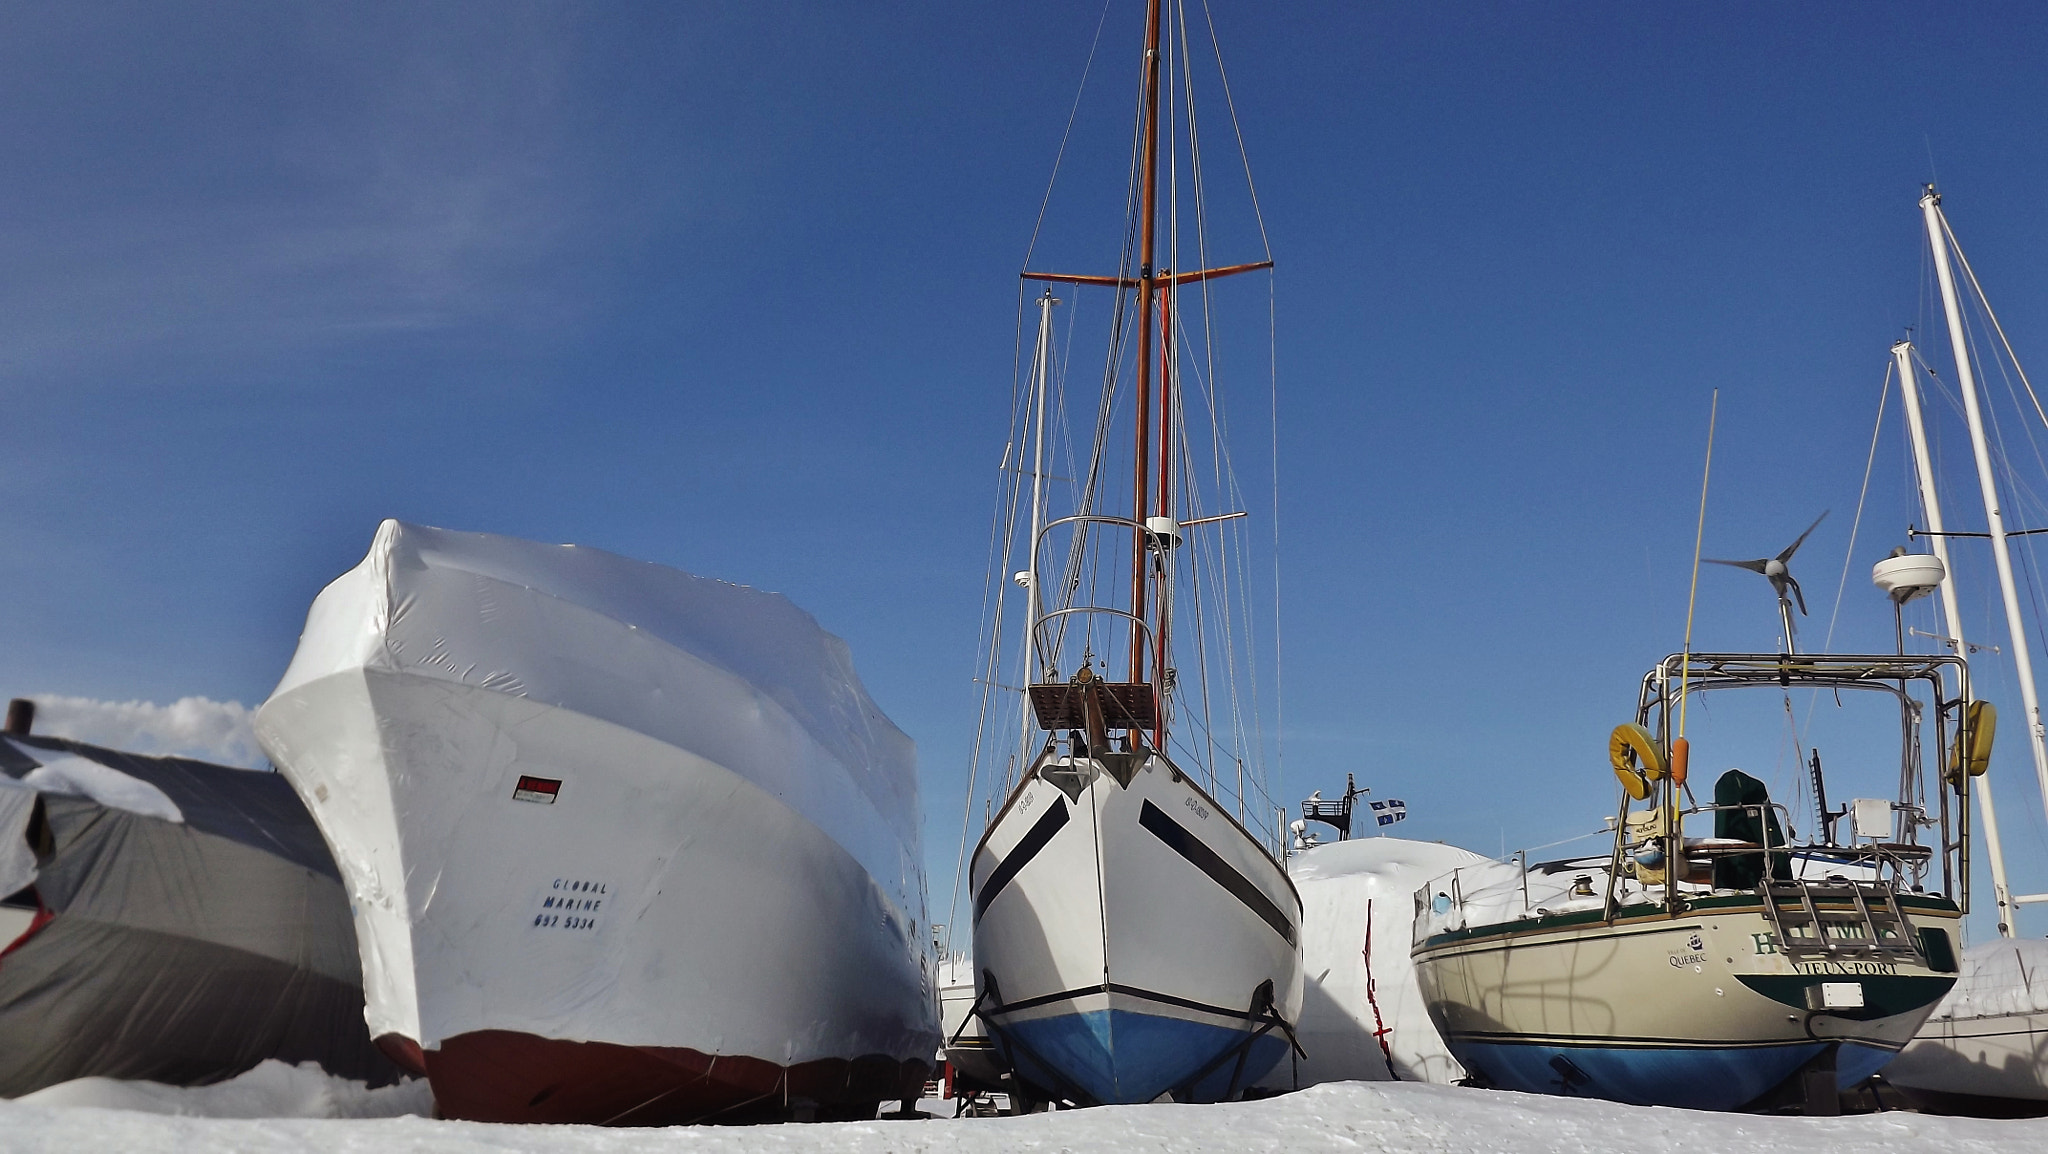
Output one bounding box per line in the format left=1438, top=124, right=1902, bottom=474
left=380, top=1031, right=931, bottom=1125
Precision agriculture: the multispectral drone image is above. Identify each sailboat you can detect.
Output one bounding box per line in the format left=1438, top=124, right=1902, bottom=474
left=1411, top=515, right=1973, bottom=1112
left=956, top=0, right=1303, bottom=1108
left=1873, top=186, right=2048, bottom=1115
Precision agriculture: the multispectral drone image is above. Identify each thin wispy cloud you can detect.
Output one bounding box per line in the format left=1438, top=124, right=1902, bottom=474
left=0, top=5, right=598, bottom=387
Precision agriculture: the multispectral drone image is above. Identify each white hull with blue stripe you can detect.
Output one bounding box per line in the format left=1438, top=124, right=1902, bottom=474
left=970, top=750, right=1302, bottom=1105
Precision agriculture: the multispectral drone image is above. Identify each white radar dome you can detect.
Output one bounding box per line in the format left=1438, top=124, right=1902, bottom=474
left=1873, top=553, right=1945, bottom=603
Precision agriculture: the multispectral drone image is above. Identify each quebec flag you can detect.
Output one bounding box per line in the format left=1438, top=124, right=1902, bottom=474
left=1370, top=798, right=1407, bottom=826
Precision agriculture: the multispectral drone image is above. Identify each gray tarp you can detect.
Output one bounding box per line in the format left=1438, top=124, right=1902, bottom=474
left=0, top=735, right=397, bottom=1094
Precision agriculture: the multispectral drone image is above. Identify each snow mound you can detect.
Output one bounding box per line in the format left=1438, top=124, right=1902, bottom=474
left=16, top=1059, right=433, bottom=1119
left=2, top=1078, right=2044, bottom=1152
left=9, top=746, right=185, bottom=823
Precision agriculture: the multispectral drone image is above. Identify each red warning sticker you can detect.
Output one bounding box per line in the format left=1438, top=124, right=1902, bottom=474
left=512, top=775, right=561, bottom=804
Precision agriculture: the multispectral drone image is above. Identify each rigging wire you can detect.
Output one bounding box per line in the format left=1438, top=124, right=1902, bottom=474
left=949, top=296, right=1053, bottom=935
left=1019, top=0, right=1116, bottom=273
left=960, top=0, right=1288, bottom=868
left=1819, top=368, right=1891, bottom=654
left=1923, top=223, right=2048, bottom=859
left=1198, top=0, right=1272, bottom=260
left=1677, top=391, right=1718, bottom=740
left=1942, top=217, right=2048, bottom=434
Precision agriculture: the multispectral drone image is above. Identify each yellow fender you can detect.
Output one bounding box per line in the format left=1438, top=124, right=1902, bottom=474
left=1610, top=722, right=1664, bottom=800
left=1950, top=700, right=1996, bottom=783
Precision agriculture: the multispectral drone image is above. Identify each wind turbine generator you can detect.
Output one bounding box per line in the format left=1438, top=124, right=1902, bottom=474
left=1706, top=510, right=1828, bottom=652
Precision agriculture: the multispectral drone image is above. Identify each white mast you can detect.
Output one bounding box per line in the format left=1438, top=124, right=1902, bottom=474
left=1893, top=336, right=2018, bottom=936
left=1019, top=290, right=1058, bottom=754
left=1922, top=185, right=2048, bottom=913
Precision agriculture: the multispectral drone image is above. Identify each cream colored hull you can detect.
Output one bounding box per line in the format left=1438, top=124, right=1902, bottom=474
left=1413, top=895, right=1960, bottom=1109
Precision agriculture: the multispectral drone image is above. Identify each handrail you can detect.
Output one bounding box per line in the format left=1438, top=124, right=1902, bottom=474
left=1028, top=606, right=1157, bottom=657
left=1026, top=513, right=1167, bottom=675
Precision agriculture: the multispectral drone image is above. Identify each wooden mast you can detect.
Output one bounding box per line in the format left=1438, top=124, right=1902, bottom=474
left=1016, top=0, right=1271, bottom=750
left=1129, top=0, right=1164, bottom=695
left=1154, top=273, right=1173, bottom=749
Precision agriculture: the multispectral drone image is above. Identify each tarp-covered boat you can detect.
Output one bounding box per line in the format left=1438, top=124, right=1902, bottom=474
left=254, top=520, right=938, bottom=1124
left=0, top=726, right=396, bottom=1095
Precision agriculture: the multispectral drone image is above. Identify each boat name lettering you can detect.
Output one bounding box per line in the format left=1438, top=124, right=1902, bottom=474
left=1020, top=792, right=1037, bottom=813
left=1184, top=797, right=1210, bottom=821
left=1793, top=960, right=1897, bottom=976
left=1752, top=933, right=1778, bottom=956
left=551, top=878, right=608, bottom=894
left=1668, top=952, right=1707, bottom=968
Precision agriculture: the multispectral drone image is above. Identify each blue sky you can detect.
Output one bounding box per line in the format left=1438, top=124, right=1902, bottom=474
left=7, top=3, right=2048, bottom=938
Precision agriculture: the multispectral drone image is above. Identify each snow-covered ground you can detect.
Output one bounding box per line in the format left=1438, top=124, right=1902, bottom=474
left=3, top=1061, right=2044, bottom=1153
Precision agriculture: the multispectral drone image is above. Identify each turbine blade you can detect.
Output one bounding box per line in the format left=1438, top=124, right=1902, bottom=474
left=1705, top=558, right=1771, bottom=574
left=1778, top=510, right=1830, bottom=563
left=1787, top=573, right=1808, bottom=616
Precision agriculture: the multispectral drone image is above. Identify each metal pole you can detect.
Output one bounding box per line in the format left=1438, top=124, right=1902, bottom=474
left=1894, top=336, right=2017, bottom=935
left=1923, top=184, right=2048, bottom=874
left=1020, top=290, right=1058, bottom=759
left=1028, top=290, right=1057, bottom=676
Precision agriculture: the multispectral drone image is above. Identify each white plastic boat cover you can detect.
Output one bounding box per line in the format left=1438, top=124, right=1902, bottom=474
left=1278, top=837, right=1487, bottom=1088
left=1884, top=937, right=2048, bottom=1104
left=268, top=520, right=920, bottom=884
left=256, top=521, right=933, bottom=1121
left=0, top=735, right=396, bottom=1095
left=1930, top=939, right=2048, bottom=1020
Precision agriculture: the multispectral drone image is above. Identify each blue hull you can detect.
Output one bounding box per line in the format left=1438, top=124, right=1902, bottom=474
left=994, top=1008, right=1288, bottom=1105
left=1451, top=1038, right=1898, bottom=1110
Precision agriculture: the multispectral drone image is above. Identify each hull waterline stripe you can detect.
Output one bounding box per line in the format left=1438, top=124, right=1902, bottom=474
left=975, top=798, right=1071, bottom=919
left=1445, top=1030, right=1905, bottom=1053
left=1137, top=800, right=1295, bottom=946
left=990, top=982, right=1265, bottom=1022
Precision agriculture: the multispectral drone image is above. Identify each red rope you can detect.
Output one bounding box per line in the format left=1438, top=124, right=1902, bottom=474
left=1362, top=898, right=1398, bottom=1079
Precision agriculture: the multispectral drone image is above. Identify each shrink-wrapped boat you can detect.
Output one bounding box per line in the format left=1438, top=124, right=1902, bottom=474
left=255, top=521, right=938, bottom=1124
left=1885, top=938, right=2048, bottom=1114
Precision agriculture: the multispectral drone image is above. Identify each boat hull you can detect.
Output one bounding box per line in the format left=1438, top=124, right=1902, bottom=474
left=970, top=754, right=1302, bottom=1105
left=408, top=1030, right=925, bottom=1124
left=1884, top=1010, right=2048, bottom=1113
left=258, top=667, right=937, bottom=1122
left=1412, top=894, right=1960, bottom=1110
left=1885, top=939, right=2048, bottom=1111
